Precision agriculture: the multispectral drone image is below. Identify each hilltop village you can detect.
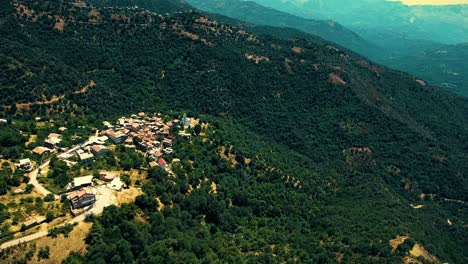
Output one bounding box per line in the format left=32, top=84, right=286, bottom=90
left=0, top=112, right=199, bottom=249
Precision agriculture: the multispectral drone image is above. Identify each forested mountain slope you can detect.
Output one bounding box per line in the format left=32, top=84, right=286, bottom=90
left=381, top=43, right=468, bottom=97
left=186, top=0, right=468, bottom=96
left=1, top=0, right=468, bottom=263
left=185, top=0, right=377, bottom=58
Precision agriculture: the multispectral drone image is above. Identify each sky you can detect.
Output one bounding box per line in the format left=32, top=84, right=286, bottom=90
left=396, top=0, right=468, bottom=4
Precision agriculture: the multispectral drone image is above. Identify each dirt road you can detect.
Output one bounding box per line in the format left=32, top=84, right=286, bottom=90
left=28, top=160, right=59, bottom=200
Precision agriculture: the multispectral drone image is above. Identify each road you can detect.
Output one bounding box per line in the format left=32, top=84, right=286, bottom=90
left=28, top=160, right=60, bottom=200
left=0, top=185, right=115, bottom=250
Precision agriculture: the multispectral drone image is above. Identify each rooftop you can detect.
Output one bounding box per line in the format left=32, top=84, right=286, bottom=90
left=73, top=175, right=94, bottom=187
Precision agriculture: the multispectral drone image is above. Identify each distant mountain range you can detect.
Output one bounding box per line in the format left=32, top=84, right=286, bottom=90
left=185, top=0, right=378, bottom=57
left=187, top=0, right=468, bottom=96
left=252, top=0, right=468, bottom=44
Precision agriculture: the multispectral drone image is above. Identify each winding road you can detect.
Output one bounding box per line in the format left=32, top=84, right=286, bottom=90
left=28, top=160, right=60, bottom=200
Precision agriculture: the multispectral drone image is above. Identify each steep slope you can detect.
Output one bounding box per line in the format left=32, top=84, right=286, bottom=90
left=1, top=0, right=468, bottom=262
left=244, top=0, right=468, bottom=95
left=89, top=0, right=193, bottom=13
left=251, top=0, right=468, bottom=44
left=382, top=43, right=468, bottom=96
left=186, top=0, right=377, bottom=57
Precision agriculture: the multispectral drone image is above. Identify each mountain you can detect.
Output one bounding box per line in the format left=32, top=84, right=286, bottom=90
left=185, top=0, right=378, bottom=57
left=188, top=0, right=468, bottom=96
left=1, top=0, right=468, bottom=263
left=382, top=43, right=468, bottom=96
left=251, top=0, right=468, bottom=44
left=89, top=0, right=193, bottom=13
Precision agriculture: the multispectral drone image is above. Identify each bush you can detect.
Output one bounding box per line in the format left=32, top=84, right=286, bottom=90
left=44, top=194, right=55, bottom=202
left=24, top=184, right=33, bottom=194
left=38, top=246, right=50, bottom=260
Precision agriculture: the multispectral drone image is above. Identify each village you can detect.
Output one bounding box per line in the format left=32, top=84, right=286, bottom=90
left=2, top=112, right=196, bottom=249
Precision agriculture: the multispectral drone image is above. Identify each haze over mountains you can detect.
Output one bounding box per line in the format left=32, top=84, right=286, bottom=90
left=187, top=0, right=468, bottom=96
left=1, top=0, right=467, bottom=263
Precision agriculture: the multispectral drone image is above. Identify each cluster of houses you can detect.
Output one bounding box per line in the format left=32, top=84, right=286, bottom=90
left=101, top=112, right=192, bottom=171
left=20, top=112, right=194, bottom=217
left=64, top=112, right=194, bottom=216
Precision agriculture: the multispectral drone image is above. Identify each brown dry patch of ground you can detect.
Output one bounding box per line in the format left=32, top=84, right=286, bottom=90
left=73, top=80, right=95, bottom=94
left=416, top=80, right=427, bottom=86
left=53, top=16, right=65, bottom=31
left=15, top=3, right=37, bottom=22
left=26, top=135, right=37, bottom=147
left=115, top=187, right=142, bottom=205
left=180, top=30, right=200, bottom=40
left=155, top=197, right=164, bottom=211
left=403, top=243, right=441, bottom=264
left=3, top=222, right=91, bottom=264
left=88, top=9, right=100, bottom=23
left=335, top=252, right=344, bottom=262
left=210, top=181, right=217, bottom=194
left=219, top=146, right=237, bottom=166
left=111, top=14, right=130, bottom=23
left=1, top=160, right=15, bottom=172
left=389, top=235, right=409, bottom=251
left=329, top=73, right=346, bottom=85
left=245, top=54, right=270, bottom=64
left=246, top=35, right=259, bottom=42
left=15, top=95, right=64, bottom=111
left=291, top=46, right=302, bottom=53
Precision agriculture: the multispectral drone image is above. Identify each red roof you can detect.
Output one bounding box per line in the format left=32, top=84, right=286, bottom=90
left=158, top=158, right=167, bottom=167
left=68, top=187, right=94, bottom=200
left=91, top=145, right=106, bottom=152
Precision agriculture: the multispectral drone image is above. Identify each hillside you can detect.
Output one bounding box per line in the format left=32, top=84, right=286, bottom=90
left=89, top=0, right=193, bottom=13
left=244, top=0, right=468, bottom=96
left=185, top=0, right=377, bottom=57
left=251, top=0, right=468, bottom=44
left=382, top=43, right=468, bottom=97
left=1, top=0, right=468, bottom=263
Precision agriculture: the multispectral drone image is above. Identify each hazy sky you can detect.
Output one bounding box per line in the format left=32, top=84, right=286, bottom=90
left=397, top=0, right=468, bottom=4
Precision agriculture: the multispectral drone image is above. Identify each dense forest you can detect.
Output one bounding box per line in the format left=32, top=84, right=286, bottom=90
left=1, top=0, right=468, bottom=263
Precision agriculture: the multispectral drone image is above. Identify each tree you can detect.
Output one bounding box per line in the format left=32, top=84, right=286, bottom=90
left=38, top=246, right=50, bottom=260
left=194, top=124, right=202, bottom=136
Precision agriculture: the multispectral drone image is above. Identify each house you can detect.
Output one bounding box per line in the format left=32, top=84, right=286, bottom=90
left=158, top=158, right=168, bottom=170
left=44, top=137, right=62, bottom=149
left=47, top=133, right=62, bottom=139
left=71, top=175, right=94, bottom=189
left=78, top=152, right=94, bottom=163
left=32, top=146, right=52, bottom=156
left=163, top=148, right=173, bottom=155
left=178, top=131, right=191, bottom=140
left=17, top=159, right=32, bottom=172
left=163, top=138, right=173, bottom=147
left=58, top=127, right=67, bottom=132
left=23, top=216, right=46, bottom=229
left=0, top=119, right=7, bottom=124
left=107, top=177, right=125, bottom=191
left=68, top=187, right=96, bottom=210
left=91, top=145, right=108, bottom=157
left=99, top=171, right=116, bottom=182
left=108, top=131, right=127, bottom=144
left=149, top=161, right=158, bottom=168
